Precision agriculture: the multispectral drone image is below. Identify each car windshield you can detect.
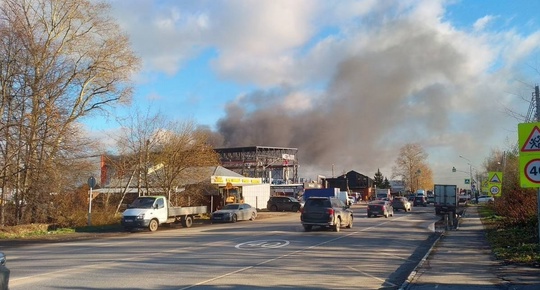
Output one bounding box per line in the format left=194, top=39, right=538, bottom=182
left=129, top=197, right=156, bottom=209
left=306, top=199, right=331, bottom=207
left=223, top=204, right=240, bottom=210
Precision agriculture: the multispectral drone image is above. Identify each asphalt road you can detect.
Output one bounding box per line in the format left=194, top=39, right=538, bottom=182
left=3, top=204, right=441, bottom=290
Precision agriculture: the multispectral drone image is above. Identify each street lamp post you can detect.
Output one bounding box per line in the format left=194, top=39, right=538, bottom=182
left=459, top=155, right=476, bottom=202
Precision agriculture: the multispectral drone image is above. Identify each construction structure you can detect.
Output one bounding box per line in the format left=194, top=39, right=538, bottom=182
left=215, top=146, right=299, bottom=184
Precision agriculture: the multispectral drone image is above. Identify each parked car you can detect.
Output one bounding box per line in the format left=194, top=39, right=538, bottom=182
left=392, top=197, right=412, bottom=212
left=300, top=197, right=353, bottom=232
left=426, top=195, right=435, bottom=204
left=211, top=203, right=257, bottom=223
left=367, top=200, right=394, bottom=218
left=0, top=252, right=9, bottom=290
left=347, top=196, right=356, bottom=205
left=413, top=196, right=427, bottom=207
left=477, top=195, right=495, bottom=204
left=267, top=196, right=302, bottom=212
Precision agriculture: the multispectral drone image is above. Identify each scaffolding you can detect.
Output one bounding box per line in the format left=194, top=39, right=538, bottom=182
left=215, top=146, right=299, bottom=184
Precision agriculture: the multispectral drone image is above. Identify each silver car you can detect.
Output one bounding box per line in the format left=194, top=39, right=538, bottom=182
left=477, top=195, right=495, bottom=204
left=0, top=252, right=9, bottom=290
left=211, top=203, right=257, bottom=223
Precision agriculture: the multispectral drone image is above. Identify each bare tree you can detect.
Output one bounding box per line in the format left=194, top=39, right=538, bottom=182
left=0, top=0, right=139, bottom=225
left=152, top=120, right=220, bottom=203
left=111, top=106, right=221, bottom=210
left=392, top=143, right=432, bottom=192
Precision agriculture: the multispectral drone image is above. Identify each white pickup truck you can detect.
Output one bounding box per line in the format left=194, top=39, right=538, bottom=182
left=121, top=195, right=207, bottom=232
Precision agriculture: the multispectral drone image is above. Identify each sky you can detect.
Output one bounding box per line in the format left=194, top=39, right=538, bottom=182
left=84, top=0, right=540, bottom=187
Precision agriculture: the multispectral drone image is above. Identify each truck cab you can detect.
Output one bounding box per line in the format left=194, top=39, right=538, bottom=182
left=121, top=196, right=169, bottom=231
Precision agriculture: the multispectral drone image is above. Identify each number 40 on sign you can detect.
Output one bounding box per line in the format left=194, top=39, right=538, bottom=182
left=525, top=159, right=540, bottom=183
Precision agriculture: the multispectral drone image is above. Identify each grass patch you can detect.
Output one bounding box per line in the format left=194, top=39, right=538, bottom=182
left=0, top=224, right=76, bottom=239
left=478, top=205, right=540, bottom=266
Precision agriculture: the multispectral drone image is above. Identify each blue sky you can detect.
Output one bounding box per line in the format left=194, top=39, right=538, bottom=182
left=87, top=0, right=540, bottom=185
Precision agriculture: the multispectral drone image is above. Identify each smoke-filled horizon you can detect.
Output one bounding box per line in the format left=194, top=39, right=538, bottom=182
left=101, top=1, right=539, bottom=184
left=211, top=17, right=529, bottom=180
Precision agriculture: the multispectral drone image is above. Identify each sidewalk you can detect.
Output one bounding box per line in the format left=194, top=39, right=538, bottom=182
left=402, top=206, right=540, bottom=290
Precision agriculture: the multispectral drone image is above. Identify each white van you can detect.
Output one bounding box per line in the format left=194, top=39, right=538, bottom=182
left=337, top=191, right=352, bottom=206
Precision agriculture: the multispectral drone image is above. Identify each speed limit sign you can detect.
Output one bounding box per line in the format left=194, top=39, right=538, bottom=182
left=524, top=159, right=540, bottom=183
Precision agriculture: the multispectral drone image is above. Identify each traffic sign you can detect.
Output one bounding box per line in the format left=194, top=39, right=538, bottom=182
left=520, top=156, right=540, bottom=187
left=489, top=173, right=501, bottom=183
left=88, top=176, right=96, bottom=189
left=464, top=179, right=470, bottom=184
left=525, top=159, right=540, bottom=183
left=520, top=125, right=540, bottom=152
left=518, top=122, right=540, bottom=188
left=488, top=171, right=503, bottom=196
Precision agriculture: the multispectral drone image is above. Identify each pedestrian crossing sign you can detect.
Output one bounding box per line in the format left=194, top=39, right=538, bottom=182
left=518, top=122, right=540, bottom=187
left=520, top=125, right=540, bottom=152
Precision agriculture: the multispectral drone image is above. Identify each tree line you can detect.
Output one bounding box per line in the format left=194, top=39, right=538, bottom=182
left=0, top=0, right=219, bottom=227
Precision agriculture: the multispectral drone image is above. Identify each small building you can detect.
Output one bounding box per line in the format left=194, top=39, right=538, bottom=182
left=323, top=170, right=374, bottom=201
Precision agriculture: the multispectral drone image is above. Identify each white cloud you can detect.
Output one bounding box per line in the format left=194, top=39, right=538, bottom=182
left=474, top=15, right=496, bottom=31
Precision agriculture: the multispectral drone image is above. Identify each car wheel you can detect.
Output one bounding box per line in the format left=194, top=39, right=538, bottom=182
left=250, top=212, right=256, bottom=221
left=334, top=218, right=341, bottom=232
left=181, top=216, right=193, bottom=228
left=347, top=216, right=353, bottom=228
left=303, top=225, right=312, bottom=231
left=232, top=214, right=237, bottom=223
left=270, top=205, right=278, bottom=212
left=148, top=219, right=159, bottom=232
left=291, top=205, right=299, bottom=212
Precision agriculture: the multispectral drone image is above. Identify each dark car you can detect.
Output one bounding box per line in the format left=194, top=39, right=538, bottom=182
left=392, top=197, right=412, bottom=212
left=0, top=252, right=9, bottom=290
left=211, top=203, right=257, bottom=223
left=367, top=200, right=394, bottom=218
left=267, top=196, right=302, bottom=212
left=413, top=196, right=427, bottom=207
left=300, top=197, right=353, bottom=232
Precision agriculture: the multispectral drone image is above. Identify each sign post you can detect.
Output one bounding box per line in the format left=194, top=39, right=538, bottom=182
left=87, top=176, right=96, bottom=226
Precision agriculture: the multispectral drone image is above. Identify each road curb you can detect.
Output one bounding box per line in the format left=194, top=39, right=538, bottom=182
left=398, top=228, right=444, bottom=290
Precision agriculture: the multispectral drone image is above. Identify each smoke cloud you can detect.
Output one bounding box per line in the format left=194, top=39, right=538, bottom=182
left=213, top=18, right=524, bottom=179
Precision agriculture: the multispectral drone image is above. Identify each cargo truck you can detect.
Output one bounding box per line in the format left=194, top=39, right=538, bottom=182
left=301, top=188, right=339, bottom=201
left=375, top=188, right=392, bottom=200
left=121, top=195, right=207, bottom=232
left=434, top=184, right=458, bottom=217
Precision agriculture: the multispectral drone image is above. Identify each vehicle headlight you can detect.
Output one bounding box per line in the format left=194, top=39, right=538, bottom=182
left=136, top=213, right=145, bottom=220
